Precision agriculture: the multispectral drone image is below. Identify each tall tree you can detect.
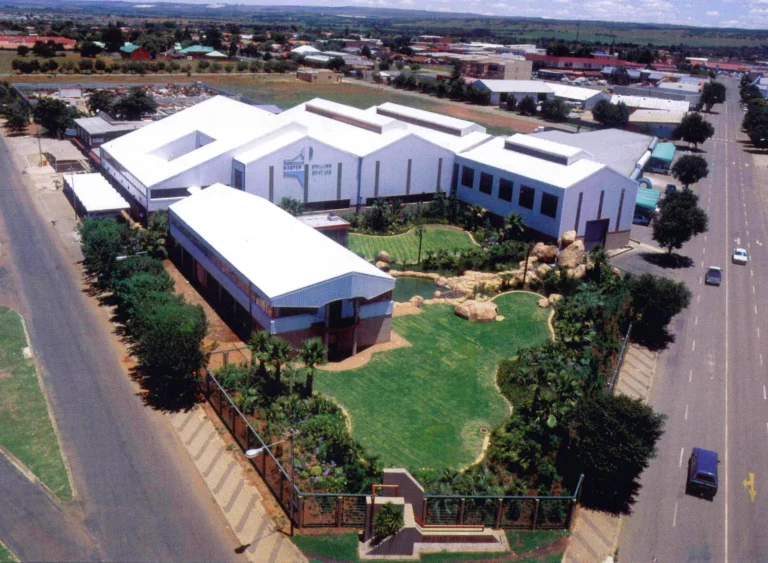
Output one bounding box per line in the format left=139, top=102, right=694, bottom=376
left=671, top=154, right=709, bottom=188
left=652, top=187, right=709, bottom=254
left=672, top=113, right=714, bottom=149
left=517, top=95, right=537, bottom=116
left=80, top=41, right=103, bottom=58
left=540, top=98, right=570, bottom=121
left=33, top=97, right=81, bottom=138
left=202, top=26, right=223, bottom=50
left=3, top=101, right=30, bottom=132
left=299, top=338, right=326, bottom=396
left=700, top=80, right=726, bottom=112
left=112, top=87, right=158, bottom=120
left=592, top=99, right=629, bottom=127
left=101, top=23, right=125, bottom=52
left=87, top=90, right=113, bottom=115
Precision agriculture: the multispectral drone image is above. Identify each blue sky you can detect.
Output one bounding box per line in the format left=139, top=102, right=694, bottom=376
left=250, top=0, right=766, bottom=29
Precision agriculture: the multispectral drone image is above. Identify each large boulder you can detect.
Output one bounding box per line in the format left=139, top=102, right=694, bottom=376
left=537, top=298, right=550, bottom=308
left=560, top=230, right=577, bottom=249
left=376, top=250, right=391, bottom=264
left=532, top=242, right=558, bottom=264
left=455, top=300, right=498, bottom=323
left=570, top=264, right=587, bottom=279
left=375, top=260, right=391, bottom=272
left=409, top=295, right=424, bottom=307
left=548, top=293, right=563, bottom=306
left=557, top=239, right=585, bottom=269
left=537, top=263, right=552, bottom=276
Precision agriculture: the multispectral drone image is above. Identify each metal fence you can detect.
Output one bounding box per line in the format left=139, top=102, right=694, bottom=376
left=202, top=368, right=583, bottom=532
left=608, top=322, right=633, bottom=393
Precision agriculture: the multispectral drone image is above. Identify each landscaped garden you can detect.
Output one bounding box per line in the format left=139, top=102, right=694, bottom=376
left=315, top=292, right=551, bottom=470
left=349, top=225, right=476, bottom=265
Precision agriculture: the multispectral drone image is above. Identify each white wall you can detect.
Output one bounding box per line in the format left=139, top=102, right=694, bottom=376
left=455, top=159, right=637, bottom=239
left=241, top=136, right=359, bottom=204
left=360, top=134, right=454, bottom=200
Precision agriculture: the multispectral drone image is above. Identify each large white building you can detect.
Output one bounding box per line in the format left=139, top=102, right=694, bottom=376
left=455, top=133, right=644, bottom=249
left=100, top=96, right=490, bottom=215
left=169, top=184, right=395, bottom=358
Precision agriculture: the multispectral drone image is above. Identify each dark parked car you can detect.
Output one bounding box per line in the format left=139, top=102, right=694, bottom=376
left=705, top=266, right=722, bottom=286
left=687, top=447, right=719, bottom=499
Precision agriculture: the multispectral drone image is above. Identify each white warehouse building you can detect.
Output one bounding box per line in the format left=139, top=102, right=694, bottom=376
left=455, top=134, right=640, bottom=249
left=100, top=96, right=490, bottom=215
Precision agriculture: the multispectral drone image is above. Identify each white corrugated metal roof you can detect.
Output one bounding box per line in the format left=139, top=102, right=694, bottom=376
left=611, top=95, right=690, bottom=112
left=473, top=80, right=552, bottom=93
left=629, top=109, right=687, bottom=124
left=63, top=173, right=129, bottom=213
left=548, top=83, right=607, bottom=102
left=458, top=136, right=604, bottom=189
left=373, top=102, right=485, bottom=136
left=169, top=184, right=394, bottom=307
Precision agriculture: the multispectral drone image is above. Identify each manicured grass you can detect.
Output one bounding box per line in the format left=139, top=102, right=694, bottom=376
left=315, top=293, right=551, bottom=470
left=0, top=541, right=17, bottom=563
left=349, top=225, right=476, bottom=265
left=0, top=307, right=72, bottom=502
left=292, top=530, right=566, bottom=562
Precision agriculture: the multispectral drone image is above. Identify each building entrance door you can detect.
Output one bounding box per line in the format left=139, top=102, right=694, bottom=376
left=584, top=219, right=609, bottom=251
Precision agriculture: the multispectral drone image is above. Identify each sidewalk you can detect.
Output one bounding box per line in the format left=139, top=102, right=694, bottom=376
left=563, top=345, right=658, bottom=563
left=170, top=407, right=307, bottom=563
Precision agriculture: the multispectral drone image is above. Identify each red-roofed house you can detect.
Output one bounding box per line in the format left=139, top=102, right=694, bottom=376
left=525, top=54, right=646, bottom=70
left=705, top=61, right=751, bottom=73
left=0, top=35, right=76, bottom=50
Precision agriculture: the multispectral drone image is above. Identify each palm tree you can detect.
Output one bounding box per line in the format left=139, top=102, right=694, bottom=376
left=415, top=224, right=425, bottom=265
left=502, top=212, right=525, bottom=241
left=299, top=338, right=327, bottom=397
left=269, top=337, right=294, bottom=387
left=247, top=330, right=273, bottom=373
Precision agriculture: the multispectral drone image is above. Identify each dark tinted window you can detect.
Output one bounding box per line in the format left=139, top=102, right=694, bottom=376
left=233, top=168, right=243, bottom=190
left=498, top=178, right=513, bottom=202
left=540, top=192, right=559, bottom=218
left=461, top=166, right=475, bottom=188
left=696, top=473, right=716, bottom=483
left=519, top=185, right=535, bottom=210
left=451, top=163, right=459, bottom=194
left=479, top=172, right=493, bottom=195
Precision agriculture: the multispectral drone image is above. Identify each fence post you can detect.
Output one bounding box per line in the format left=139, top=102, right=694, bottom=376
left=261, top=450, right=266, bottom=477
left=421, top=498, right=428, bottom=524
left=298, top=495, right=305, bottom=528
left=531, top=499, right=540, bottom=530
left=495, top=498, right=503, bottom=529
left=230, top=404, right=237, bottom=435
left=567, top=498, right=579, bottom=531
left=280, top=471, right=285, bottom=503
left=336, top=496, right=343, bottom=527
left=458, top=498, right=466, bottom=525
left=217, top=387, right=224, bottom=417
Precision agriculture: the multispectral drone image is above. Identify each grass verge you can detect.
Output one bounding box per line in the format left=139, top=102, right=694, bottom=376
left=0, top=307, right=72, bottom=502
left=0, top=541, right=17, bottom=563
left=292, top=529, right=567, bottom=562
left=349, top=225, right=476, bottom=265
left=315, top=293, right=550, bottom=470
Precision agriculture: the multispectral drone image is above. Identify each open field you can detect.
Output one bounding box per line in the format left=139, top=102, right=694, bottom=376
left=315, top=293, right=551, bottom=470
left=349, top=225, right=476, bottom=265
left=7, top=74, right=529, bottom=135
left=293, top=529, right=567, bottom=562
left=0, top=307, right=72, bottom=502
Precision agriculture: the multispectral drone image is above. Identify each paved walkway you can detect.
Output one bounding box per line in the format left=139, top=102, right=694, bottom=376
left=563, top=345, right=658, bottom=563
left=170, top=407, right=307, bottom=563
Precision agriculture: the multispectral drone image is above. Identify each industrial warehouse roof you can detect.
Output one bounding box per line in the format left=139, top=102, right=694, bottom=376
left=291, top=45, right=321, bottom=54
left=530, top=129, right=654, bottom=176
left=74, top=115, right=146, bottom=136
left=179, top=45, right=214, bottom=55
left=547, top=83, right=607, bottom=102
left=472, top=80, right=552, bottom=93
left=372, top=102, right=485, bottom=137
left=63, top=173, right=129, bottom=213
left=629, top=109, right=687, bottom=124
left=636, top=188, right=662, bottom=212
left=611, top=95, right=690, bottom=112
left=169, top=184, right=394, bottom=307
left=650, top=142, right=676, bottom=163
left=458, top=135, right=607, bottom=189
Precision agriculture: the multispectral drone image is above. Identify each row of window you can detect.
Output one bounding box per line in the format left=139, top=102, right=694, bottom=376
left=460, top=166, right=559, bottom=219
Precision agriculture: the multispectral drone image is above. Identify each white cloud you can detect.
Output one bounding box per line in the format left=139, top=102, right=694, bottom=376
left=706, top=10, right=719, bottom=15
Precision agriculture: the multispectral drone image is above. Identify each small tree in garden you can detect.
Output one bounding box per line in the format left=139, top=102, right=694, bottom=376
left=501, top=211, right=525, bottom=242
left=505, top=95, right=517, bottom=111
left=652, top=187, right=708, bottom=254
left=671, top=154, right=709, bottom=188
left=3, top=101, right=30, bottom=132
left=517, top=95, right=537, bottom=116
left=279, top=197, right=304, bottom=216
left=299, top=338, right=327, bottom=397
left=415, top=224, right=424, bottom=264
left=541, top=98, right=570, bottom=121
left=373, top=503, right=404, bottom=543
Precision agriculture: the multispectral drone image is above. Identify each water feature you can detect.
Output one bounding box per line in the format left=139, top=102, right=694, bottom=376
left=393, top=276, right=445, bottom=302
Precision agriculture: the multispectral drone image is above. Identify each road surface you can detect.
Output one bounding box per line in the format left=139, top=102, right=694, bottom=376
left=0, top=134, right=242, bottom=560
left=618, top=79, right=768, bottom=561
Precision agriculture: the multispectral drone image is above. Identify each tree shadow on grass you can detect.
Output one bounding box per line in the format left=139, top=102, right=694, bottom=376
left=129, top=365, right=201, bottom=412
left=640, top=252, right=694, bottom=269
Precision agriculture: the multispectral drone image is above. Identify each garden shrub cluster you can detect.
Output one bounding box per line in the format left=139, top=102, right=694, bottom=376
left=12, top=57, right=296, bottom=75
left=78, top=212, right=209, bottom=400
left=213, top=332, right=381, bottom=494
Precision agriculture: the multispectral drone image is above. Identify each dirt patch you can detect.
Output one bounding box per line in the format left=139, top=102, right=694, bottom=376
left=317, top=331, right=411, bottom=372
left=0, top=370, right=10, bottom=379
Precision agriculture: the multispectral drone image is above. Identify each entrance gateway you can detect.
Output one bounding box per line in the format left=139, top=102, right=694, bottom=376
left=584, top=218, right=610, bottom=251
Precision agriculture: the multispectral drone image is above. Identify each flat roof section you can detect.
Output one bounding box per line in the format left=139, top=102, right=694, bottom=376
left=63, top=173, right=130, bottom=213
left=373, top=102, right=485, bottom=137
left=650, top=142, right=677, bottom=163
left=169, top=184, right=394, bottom=308
left=636, top=188, right=662, bottom=212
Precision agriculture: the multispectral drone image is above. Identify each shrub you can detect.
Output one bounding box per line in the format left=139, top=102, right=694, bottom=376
left=373, top=503, right=404, bottom=543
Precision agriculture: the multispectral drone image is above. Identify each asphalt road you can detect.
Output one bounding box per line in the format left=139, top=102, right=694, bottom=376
left=0, top=135, right=241, bottom=561
left=619, top=79, right=768, bottom=562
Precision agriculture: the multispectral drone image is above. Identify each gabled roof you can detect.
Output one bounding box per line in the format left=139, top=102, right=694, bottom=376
left=473, top=79, right=551, bottom=93
left=179, top=45, right=214, bottom=54
left=169, top=184, right=394, bottom=307
left=120, top=43, right=143, bottom=53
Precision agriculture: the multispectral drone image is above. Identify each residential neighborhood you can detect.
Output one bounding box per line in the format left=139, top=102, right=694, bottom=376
left=0, top=3, right=765, bottom=563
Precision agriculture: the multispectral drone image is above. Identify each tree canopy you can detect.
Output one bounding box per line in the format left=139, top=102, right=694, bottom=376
left=742, top=99, right=768, bottom=148
left=87, top=90, right=114, bottom=115
left=672, top=113, right=714, bottom=148
left=101, top=23, right=125, bottom=52
left=111, top=88, right=158, bottom=120
left=3, top=101, right=30, bottom=132
left=541, top=98, right=570, bottom=121
left=33, top=97, right=81, bottom=138
left=700, top=80, right=726, bottom=112
left=592, top=99, right=629, bottom=128
left=517, top=95, right=537, bottom=116
left=80, top=41, right=103, bottom=58
left=652, top=187, right=709, bottom=254
left=671, top=154, right=709, bottom=187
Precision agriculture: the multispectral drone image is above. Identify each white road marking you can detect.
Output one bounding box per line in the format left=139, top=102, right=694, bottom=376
left=761, top=354, right=764, bottom=367
left=701, top=261, right=704, bottom=268
left=756, top=305, right=759, bottom=315
left=747, top=230, right=750, bottom=237
left=673, top=501, right=678, bottom=528
left=685, top=404, right=689, bottom=420
left=749, top=242, right=751, bottom=249
left=752, top=269, right=754, bottom=277
left=695, top=316, right=699, bottom=326
left=753, top=285, right=756, bottom=294
left=724, top=118, right=730, bottom=563
left=763, top=386, right=766, bottom=401
left=698, top=294, right=701, bottom=303
left=703, top=247, right=706, bottom=254
left=692, top=340, right=696, bottom=352
left=705, top=235, right=708, bottom=242
left=758, top=327, right=761, bottom=339
left=689, top=369, right=693, bottom=382
left=679, top=447, right=685, bottom=468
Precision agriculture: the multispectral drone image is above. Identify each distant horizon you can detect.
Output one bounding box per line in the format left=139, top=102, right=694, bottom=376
left=77, top=0, right=768, bottom=31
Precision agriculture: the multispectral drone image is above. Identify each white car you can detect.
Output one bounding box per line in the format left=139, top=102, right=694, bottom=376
left=733, top=248, right=748, bottom=264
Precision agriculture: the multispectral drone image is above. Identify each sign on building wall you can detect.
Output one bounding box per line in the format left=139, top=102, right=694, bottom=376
left=283, top=146, right=332, bottom=191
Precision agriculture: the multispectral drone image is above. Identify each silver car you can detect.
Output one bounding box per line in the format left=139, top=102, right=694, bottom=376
left=733, top=248, right=748, bottom=265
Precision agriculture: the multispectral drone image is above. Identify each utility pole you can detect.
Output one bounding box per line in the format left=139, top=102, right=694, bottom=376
left=37, top=123, right=43, bottom=167
left=575, top=20, right=581, bottom=44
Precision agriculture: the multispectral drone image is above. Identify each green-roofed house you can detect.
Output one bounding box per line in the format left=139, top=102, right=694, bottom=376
left=179, top=45, right=215, bottom=59
left=120, top=42, right=150, bottom=60
left=647, top=142, right=677, bottom=174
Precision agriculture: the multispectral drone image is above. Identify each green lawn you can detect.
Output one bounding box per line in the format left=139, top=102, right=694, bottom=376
left=292, top=530, right=566, bottom=562
left=315, top=293, right=550, bottom=470
left=0, top=307, right=72, bottom=502
left=0, top=541, right=16, bottom=563
left=349, top=225, right=476, bottom=265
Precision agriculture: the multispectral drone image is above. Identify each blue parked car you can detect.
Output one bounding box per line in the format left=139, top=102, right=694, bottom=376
left=687, top=447, right=719, bottom=499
